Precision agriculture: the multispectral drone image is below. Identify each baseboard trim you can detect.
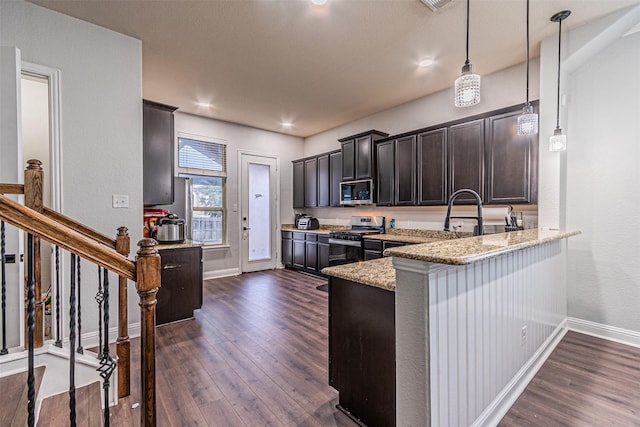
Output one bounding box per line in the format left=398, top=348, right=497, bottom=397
left=203, top=268, right=241, bottom=280
left=567, top=317, right=640, bottom=348
left=472, top=320, right=568, bottom=427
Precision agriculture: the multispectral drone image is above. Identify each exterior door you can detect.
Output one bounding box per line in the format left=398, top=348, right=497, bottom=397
left=240, top=153, right=278, bottom=272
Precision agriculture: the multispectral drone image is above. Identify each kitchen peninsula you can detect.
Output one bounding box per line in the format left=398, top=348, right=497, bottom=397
left=323, top=228, right=580, bottom=427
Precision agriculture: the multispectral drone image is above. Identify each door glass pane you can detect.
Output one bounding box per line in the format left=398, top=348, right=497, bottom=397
left=248, top=163, right=270, bottom=261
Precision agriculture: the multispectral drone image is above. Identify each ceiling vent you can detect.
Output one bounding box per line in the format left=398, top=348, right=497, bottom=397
left=419, top=0, right=453, bottom=12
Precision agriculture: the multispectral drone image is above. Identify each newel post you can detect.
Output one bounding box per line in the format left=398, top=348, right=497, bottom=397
left=116, top=226, right=131, bottom=399
left=135, top=238, right=160, bottom=427
left=24, top=159, right=44, bottom=348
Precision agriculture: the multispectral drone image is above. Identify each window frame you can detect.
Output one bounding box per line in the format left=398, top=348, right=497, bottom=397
left=176, top=133, right=228, bottom=246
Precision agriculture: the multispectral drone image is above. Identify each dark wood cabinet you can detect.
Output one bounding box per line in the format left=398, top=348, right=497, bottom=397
left=417, top=128, right=448, bottom=205
left=317, top=154, right=330, bottom=207
left=485, top=109, right=538, bottom=204
left=306, top=241, right=318, bottom=271
left=292, top=160, right=305, bottom=209
left=304, top=158, right=318, bottom=208
left=143, top=100, right=178, bottom=206
left=329, top=277, right=396, bottom=427
left=330, top=151, right=342, bottom=207
left=449, top=119, right=485, bottom=202
left=292, top=240, right=306, bottom=269
left=340, top=130, right=389, bottom=181
left=318, top=235, right=330, bottom=270
left=395, top=135, right=416, bottom=206
left=282, top=232, right=293, bottom=266
left=341, top=139, right=355, bottom=181
left=376, top=141, right=395, bottom=206
left=156, top=246, right=203, bottom=325
left=363, top=238, right=405, bottom=259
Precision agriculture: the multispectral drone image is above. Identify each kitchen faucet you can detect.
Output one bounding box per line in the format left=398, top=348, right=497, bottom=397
left=443, top=189, right=484, bottom=236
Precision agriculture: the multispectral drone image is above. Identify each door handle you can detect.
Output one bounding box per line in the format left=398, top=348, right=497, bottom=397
left=243, top=227, right=251, bottom=231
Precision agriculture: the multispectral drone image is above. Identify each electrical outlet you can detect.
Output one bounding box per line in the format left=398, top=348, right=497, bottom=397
left=521, top=325, right=527, bottom=346
left=112, top=194, right=129, bottom=208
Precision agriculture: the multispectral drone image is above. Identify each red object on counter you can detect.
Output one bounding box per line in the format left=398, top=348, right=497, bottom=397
left=143, top=208, right=169, bottom=239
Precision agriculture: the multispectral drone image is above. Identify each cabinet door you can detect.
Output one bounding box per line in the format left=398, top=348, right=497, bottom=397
left=355, top=135, right=374, bottom=180
left=449, top=119, right=484, bottom=202
left=417, top=128, right=448, bottom=205
left=485, top=109, right=537, bottom=204
left=304, top=158, right=318, bottom=208
left=157, top=247, right=202, bottom=325
left=293, top=240, right=306, bottom=268
left=143, top=100, right=177, bottom=205
left=306, top=241, right=318, bottom=271
left=330, top=151, right=342, bottom=207
left=282, top=237, right=293, bottom=266
left=376, top=141, right=395, bottom=206
left=317, top=154, right=330, bottom=207
left=394, top=135, right=416, bottom=205
left=364, top=250, right=382, bottom=261
left=341, top=139, right=355, bottom=181
left=293, top=160, right=305, bottom=208
left=318, top=243, right=330, bottom=270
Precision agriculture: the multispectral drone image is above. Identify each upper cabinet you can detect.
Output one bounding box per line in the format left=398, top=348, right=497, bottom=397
left=304, top=157, right=318, bottom=208
left=317, top=154, right=330, bottom=208
left=292, top=150, right=341, bottom=209
left=329, top=151, right=342, bottom=207
left=143, top=100, right=178, bottom=206
left=449, top=119, right=485, bottom=203
left=340, top=130, right=389, bottom=181
left=292, top=160, right=305, bottom=209
left=394, top=135, right=416, bottom=206
left=375, top=140, right=395, bottom=206
left=417, top=128, right=448, bottom=206
left=485, top=108, right=538, bottom=204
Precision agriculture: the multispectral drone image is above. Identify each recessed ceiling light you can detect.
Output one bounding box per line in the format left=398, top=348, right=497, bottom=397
left=419, top=59, right=434, bottom=68
left=197, top=102, right=213, bottom=108
left=311, top=0, right=327, bottom=6
left=281, top=122, right=293, bottom=128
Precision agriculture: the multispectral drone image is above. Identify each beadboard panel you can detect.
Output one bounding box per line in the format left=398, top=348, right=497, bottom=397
left=394, top=239, right=567, bottom=426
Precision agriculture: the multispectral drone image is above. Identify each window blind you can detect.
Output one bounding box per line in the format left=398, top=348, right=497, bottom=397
left=178, top=137, right=227, bottom=177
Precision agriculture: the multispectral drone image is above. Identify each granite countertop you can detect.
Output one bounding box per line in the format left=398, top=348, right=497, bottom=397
left=156, top=239, right=204, bottom=250
left=364, top=229, right=471, bottom=244
left=384, top=228, right=581, bottom=265
left=321, top=258, right=396, bottom=292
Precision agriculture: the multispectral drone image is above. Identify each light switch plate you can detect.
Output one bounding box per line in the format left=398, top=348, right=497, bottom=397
left=112, top=194, right=129, bottom=208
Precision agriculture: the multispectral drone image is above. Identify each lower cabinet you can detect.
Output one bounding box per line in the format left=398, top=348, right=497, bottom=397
left=363, top=238, right=406, bottom=259
left=156, top=246, right=203, bottom=326
left=282, top=231, right=328, bottom=276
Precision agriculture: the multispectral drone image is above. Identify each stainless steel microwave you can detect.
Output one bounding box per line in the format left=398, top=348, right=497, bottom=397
left=340, top=179, right=374, bottom=205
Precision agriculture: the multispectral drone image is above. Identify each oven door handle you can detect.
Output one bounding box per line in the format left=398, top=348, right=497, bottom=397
left=329, top=238, right=362, bottom=248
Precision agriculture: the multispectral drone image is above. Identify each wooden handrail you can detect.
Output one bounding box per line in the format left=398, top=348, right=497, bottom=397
left=0, top=194, right=135, bottom=281
left=43, top=207, right=116, bottom=248
left=0, top=184, right=24, bottom=194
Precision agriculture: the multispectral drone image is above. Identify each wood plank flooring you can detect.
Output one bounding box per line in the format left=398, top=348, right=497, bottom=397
left=500, top=330, right=640, bottom=426
left=110, top=269, right=353, bottom=426
left=102, top=269, right=640, bottom=426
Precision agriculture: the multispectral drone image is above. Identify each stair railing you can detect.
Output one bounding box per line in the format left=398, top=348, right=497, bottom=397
left=0, top=159, right=160, bottom=427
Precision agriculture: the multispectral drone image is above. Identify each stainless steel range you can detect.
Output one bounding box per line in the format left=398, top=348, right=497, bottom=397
left=328, top=216, right=385, bottom=266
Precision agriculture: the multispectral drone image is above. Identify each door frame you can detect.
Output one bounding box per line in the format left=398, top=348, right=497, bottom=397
left=238, top=150, right=280, bottom=273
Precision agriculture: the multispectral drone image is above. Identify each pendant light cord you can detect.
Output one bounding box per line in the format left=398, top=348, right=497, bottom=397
left=465, top=0, right=470, bottom=66
left=525, top=0, right=530, bottom=106
left=555, top=18, right=562, bottom=128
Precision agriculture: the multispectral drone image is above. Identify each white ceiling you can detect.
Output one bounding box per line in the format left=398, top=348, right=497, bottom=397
left=27, top=0, right=640, bottom=137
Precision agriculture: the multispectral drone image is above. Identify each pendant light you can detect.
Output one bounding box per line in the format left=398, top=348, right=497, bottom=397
left=549, top=10, right=571, bottom=151
left=517, top=0, right=538, bottom=135
left=454, top=0, right=480, bottom=107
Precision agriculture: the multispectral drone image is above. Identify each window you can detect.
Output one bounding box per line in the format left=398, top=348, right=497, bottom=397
left=177, top=136, right=227, bottom=245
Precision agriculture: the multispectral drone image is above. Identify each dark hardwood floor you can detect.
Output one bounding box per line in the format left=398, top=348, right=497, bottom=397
left=499, top=331, right=640, bottom=426
left=107, top=269, right=640, bottom=426
left=110, top=269, right=354, bottom=426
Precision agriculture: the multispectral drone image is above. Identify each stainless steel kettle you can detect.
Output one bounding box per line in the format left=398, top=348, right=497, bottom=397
left=156, top=214, right=186, bottom=243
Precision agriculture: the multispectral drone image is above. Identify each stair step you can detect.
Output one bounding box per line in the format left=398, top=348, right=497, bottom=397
left=0, top=366, right=46, bottom=427
left=37, top=381, right=103, bottom=427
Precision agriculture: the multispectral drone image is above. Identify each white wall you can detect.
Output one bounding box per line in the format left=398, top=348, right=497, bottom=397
left=1, top=0, right=143, bottom=336
left=174, top=113, right=304, bottom=277
left=302, top=61, right=540, bottom=232
left=560, top=14, right=640, bottom=333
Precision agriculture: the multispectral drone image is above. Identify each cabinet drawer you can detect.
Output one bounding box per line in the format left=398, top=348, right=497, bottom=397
left=306, top=233, right=318, bottom=242
left=318, top=234, right=329, bottom=244
left=292, top=232, right=306, bottom=241
left=364, top=239, right=383, bottom=251
left=282, top=231, right=293, bottom=239
left=383, top=241, right=406, bottom=251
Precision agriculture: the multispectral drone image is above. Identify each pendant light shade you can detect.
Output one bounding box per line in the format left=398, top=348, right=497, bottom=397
left=549, top=10, right=571, bottom=151
left=517, top=0, right=538, bottom=135
left=454, top=0, right=480, bottom=107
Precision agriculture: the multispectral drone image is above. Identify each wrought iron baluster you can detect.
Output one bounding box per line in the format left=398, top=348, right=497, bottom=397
left=76, top=259, right=83, bottom=354
left=69, top=253, right=77, bottom=427
left=1, top=221, right=8, bottom=355
left=95, top=266, right=104, bottom=360
left=26, top=234, right=36, bottom=427
left=54, top=246, right=62, bottom=347
left=98, top=268, right=115, bottom=427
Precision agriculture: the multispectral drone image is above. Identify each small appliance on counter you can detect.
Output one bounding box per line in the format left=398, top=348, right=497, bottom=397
left=297, top=216, right=320, bottom=230
left=156, top=213, right=186, bottom=243
left=143, top=208, right=169, bottom=239
left=294, top=212, right=306, bottom=228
